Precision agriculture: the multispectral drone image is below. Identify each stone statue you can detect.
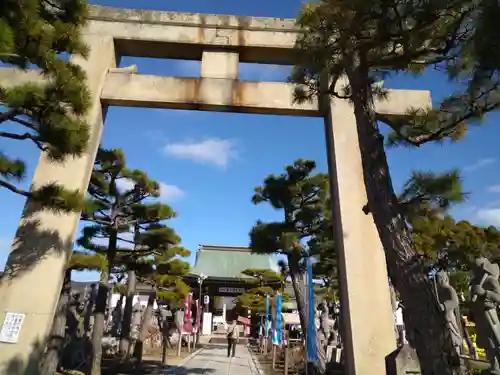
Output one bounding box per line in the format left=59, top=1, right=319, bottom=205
left=131, top=302, right=143, bottom=340
left=470, top=257, right=500, bottom=375
left=111, top=303, right=123, bottom=337
left=434, top=270, right=463, bottom=355
left=83, top=283, right=97, bottom=335
left=389, top=284, right=403, bottom=346
left=330, top=301, right=342, bottom=348
left=132, top=302, right=143, bottom=326
left=318, top=301, right=336, bottom=349
left=174, top=309, right=185, bottom=333
left=66, top=292, right=82, bottom=339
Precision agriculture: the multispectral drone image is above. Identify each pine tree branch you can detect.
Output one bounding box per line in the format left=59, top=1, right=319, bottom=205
left=8, top=116, right=38, bottom=131
left=0, top=131, right=46, bottom=151
left=42, top=0, right=65, bottom=11
left=0, top=180, right=30, bottom=197
left=80, top=216, right=112, bottom=226
left=117, top=248, right=154, bottom=255
left=381, top=84, right=500, bottom=146
left=97, top=210, right=111, bottom=220
left=0, top=109, right=20, bottom=123
left=116, top=236, right=135, bottom=244
left=117, top=192, right=152, bottom=209
left=86, top=191, right=113, bottom=208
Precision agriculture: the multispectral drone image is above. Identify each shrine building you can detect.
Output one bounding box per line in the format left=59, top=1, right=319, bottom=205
left=183, top=244, right=283, bottom=315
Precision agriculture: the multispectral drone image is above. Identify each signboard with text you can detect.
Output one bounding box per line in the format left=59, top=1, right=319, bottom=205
left=0, top=312, right=25, bottom=344
left=218, top=287, right=245, bottom=294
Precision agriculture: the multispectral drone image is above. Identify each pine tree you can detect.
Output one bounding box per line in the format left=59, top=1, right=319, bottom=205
left=132, top=247, right=191, bottom=365
left=116, top=221, right=179, bottom=357
left=117, top=224, right=184, bottom=358
left=0, top=0, right=91, bottom=210
left=250, top=158, right=329, bottom=372
left=308, top=201, right=338, bottom=302
left=309, top=169, right=466, bottom=301
left=291, top=1, right=495, bottom=366
left=236, top=268, right=287, bottom=314
left=40, top=251, right=106, bottom=375
left=78, top=148, right=174, bottom=375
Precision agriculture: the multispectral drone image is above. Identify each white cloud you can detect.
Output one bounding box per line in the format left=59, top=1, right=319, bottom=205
left=488, top=200, right=500, bottom=208
left=476, top=208, right=500, bottom=226
left=115, top=178, right=135, bottom=192
left=159, top=183, right=185, bottom=202
left=115, top=179, right=184, bottom=202
left=162, top=138, right=238, bottom=168
left=489, top=185, right=500, bottom=193
left=463, top=158, right=496, bottom=172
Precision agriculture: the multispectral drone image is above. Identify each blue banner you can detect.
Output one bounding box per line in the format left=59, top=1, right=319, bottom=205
left=273, top=294, right=283, bottom=345
left=306, top=257, right=318, bottom=363
left=265, top=295, right=270, bottom=337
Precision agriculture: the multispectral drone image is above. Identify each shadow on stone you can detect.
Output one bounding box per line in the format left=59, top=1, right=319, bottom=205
left=1, top=338, right=45, bottom=375
left=326, top=361, right=345, bottom=375
left=1, top=201, right=73, bottom=280
left=386, top=345, right=421, bottom=375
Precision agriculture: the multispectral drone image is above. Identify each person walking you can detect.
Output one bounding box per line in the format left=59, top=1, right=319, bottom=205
left=226, top=319, right=239, bottom=357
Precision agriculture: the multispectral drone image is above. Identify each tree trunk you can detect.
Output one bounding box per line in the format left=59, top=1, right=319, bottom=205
left=288, top=260, right=327, bottom=373
left=133, top=291, right=156, bottom=364
left=88, top=266, right=112, bottom=375
left=39, top=269, right=71, bottom=375
left=346, top=65, right=462, bottom=375
left=161, top=337, right=168, bottom=366
left=119, top=269, right=137, bottom=356
left=289, top=265, right=307, bottom=334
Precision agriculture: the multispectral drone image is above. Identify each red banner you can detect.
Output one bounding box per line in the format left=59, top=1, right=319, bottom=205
left=183, top=293, right=193, bottom=333
left=237, top=316, right=251, bottom=326
left=195, top=299, right=202, bottom=332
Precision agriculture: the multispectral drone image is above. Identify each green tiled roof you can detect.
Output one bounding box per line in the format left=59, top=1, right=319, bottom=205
left=190, top=245, right=279, bottom=279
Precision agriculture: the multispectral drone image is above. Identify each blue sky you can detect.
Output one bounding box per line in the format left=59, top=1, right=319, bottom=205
left=1, top=0, right=500, bottom=281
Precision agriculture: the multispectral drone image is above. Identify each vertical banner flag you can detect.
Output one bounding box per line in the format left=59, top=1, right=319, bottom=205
left=183, top=292, right=193, bottom=333
left=306, top=257, right=318, bottom=363
left=274, top=294, right=283, bottom=345
left=265, top=295, right=270, bottom=337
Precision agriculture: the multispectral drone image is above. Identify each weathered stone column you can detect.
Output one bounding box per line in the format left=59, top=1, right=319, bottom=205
left=201, top=50, right=239, bottom=79
left=0, top=34, right=117, bottom=375
left=199, top=50, right=240, bottom=108
left=322, top=94, right=396, bottom=375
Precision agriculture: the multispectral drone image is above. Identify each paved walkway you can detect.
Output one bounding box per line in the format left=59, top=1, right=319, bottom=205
left=166, top=343, right=257, bottom=375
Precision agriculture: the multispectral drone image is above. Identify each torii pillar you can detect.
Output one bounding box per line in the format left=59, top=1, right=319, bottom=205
left=322, top=81, right=430, bottom=375
left=0, top=33, right=117, bottom=374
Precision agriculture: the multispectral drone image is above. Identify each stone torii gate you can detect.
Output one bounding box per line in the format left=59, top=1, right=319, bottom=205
left=0, top=6, right=431, bottom=375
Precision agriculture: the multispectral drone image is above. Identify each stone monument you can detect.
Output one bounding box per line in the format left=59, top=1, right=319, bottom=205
left=470, top=257, right=500, bottom=375
left=83, top=283, right=97, bottom=336
left=318, top=301, right=337, bottom=350
left=434, top=269, right=463, bottom=355
left=66, top=293, right=82, bottom=339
